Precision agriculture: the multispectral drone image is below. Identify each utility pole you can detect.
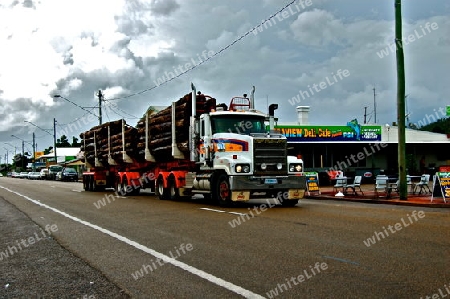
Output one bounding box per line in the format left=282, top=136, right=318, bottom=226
left=395, top=0, right=407, bottom=200
left=21, top=140, right=24, bottom=170
left=97, top=90, right=103, bottom=125
left=364, top=107, right=367, bottom=124
left=54, top=118, right=57, bottom=165
left=32, top=133, right=36, bottom=172
left=373, top=87, right=377, bottom=124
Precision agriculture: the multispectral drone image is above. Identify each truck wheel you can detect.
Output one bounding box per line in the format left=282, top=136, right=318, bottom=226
left=156, top=177, right=169, bottom=200
left=116, top=177, right=125, bottom=196
left=83, top=176, right=89, bottom=191
left=121, top=177, right=130, bottom=196
left=168, top=176, right=179, bottom=200
left=89, top=176, right=95, bottom=191
left=213, top=173, right=231, bottom=207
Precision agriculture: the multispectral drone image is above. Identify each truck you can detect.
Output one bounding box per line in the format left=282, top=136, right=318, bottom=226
left=80, top=84, right=306, bottom=206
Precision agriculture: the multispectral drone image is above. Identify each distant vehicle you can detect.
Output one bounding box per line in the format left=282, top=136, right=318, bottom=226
left=19, top=172, right=29, bottom=179
left=7, top=172, right=12, bottom=177
left=40, top=168, right=49, bottom=180
left=11, top=172, right=20, bottom=178
left=58, top=167, right=78, bottom=182
left=0, top=173, right=3, bottom=177
left=48, top=165, right=63, bottom=180
left=27, top=172, right=41, bottom=180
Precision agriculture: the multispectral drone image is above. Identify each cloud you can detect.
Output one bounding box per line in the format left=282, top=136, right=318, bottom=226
left=290, top=9, right=345, bottom=47
left=150, top=0, right=180, bottom=17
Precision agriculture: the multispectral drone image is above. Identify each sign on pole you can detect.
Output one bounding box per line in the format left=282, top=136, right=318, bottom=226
left=446, top=105, right=450, bottom=116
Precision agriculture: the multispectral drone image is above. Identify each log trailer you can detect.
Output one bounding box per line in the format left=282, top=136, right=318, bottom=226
left=81, top=84, right=306, bottom=206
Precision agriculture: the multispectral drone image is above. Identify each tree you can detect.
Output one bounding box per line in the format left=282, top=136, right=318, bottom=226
left=72, top=136, right=81, bottom=147
left=56, top=135, right=71, bottom=147
left=44, top=146, right=53, bottom=155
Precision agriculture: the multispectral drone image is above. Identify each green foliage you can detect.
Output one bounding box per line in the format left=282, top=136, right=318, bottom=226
left=56, top=135, right=71, bottom=147
left=419, top=117, right=450, bottom=134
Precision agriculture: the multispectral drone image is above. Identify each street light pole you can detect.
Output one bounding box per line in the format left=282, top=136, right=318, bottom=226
left=53, top=94, right=100, bottom=125
left=24, top=121, right=53, bottom=136
left=54, top=118, right=57, bottom=165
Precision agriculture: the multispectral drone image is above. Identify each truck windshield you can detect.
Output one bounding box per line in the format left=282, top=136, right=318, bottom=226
left=211, top=115, right=266, bottom=135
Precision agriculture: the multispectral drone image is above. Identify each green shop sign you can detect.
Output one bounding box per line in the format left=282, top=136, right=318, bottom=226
left=273, top=123, right=382, bottom=142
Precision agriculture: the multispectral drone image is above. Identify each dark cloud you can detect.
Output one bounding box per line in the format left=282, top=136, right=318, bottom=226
left=150, top=0, right=180, bottom=17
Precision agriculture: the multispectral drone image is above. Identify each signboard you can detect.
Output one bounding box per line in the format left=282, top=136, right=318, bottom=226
left=304, top=172, right=320, bottom=195
left=446, top=105, right=450, bottom=116
left=34, top=151, right=44, bottom=159
left=431, top=172, right=450, bottom=203
left=273, top=124, right=382, bottom=142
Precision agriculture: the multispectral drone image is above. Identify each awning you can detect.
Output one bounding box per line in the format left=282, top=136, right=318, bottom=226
left=66, top=160, right=85, bottom=166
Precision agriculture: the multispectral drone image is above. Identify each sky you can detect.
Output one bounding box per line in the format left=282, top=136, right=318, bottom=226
left=0, top=0, right=449, bottom=160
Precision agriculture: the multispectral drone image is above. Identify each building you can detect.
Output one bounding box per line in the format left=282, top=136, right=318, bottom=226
left=275, top=106, right=450, bottom=183
left=37, top=147, right=81, bottom=167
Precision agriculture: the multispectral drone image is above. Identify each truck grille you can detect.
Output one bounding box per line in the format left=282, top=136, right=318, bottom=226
left=253, top=138, right=287, bottom=176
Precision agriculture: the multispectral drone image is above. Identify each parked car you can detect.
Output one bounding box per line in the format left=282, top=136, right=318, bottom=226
left=40, top=168, right=49, bottom=180
left=19, top=172, right=29, bottom=179
left=57, top=167, right=78, bottom=181
left=48, top=165, right=63, bottom=180
left=11, top=172, right=20, bottom=178
left=27, top=172, right=41, bottom=180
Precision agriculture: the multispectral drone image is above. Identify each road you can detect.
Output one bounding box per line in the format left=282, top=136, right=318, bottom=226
left=0, top=177, right=449, bottom=298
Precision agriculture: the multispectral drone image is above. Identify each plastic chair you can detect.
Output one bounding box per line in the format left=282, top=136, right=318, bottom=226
left=344, top=176, right=364, bottom=195
left=333, top=172, right=346, bottom=193
left=388, top=179, right=400, bottom=196
left=413, top=174, right=431, bottom=194
left=375, top=175, right=388, bottom=197
left=406, top=176, right=413, bottom=192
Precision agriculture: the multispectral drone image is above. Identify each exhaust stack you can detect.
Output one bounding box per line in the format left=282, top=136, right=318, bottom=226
left=250, top=86, right=255, bottom=109
left=190, top=83, right=199, bottom=162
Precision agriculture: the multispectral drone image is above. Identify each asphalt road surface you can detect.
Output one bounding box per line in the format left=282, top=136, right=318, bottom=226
left=0, top=177, right=449, bottom=299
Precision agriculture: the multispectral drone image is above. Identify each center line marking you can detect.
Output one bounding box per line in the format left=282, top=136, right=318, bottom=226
left=0, top=186, right=264, bottom=299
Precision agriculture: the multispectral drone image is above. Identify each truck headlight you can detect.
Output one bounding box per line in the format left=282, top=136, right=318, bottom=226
left=289, top=164, right=303, bottom=172
left=235, top=164, right=251, bottom=173
left=260, top=163, right=267, bottom=170
left=276, top=163, right=283, bottom=170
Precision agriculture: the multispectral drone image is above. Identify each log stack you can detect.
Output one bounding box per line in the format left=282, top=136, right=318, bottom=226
left=80, top=92, right=213, bottom=165
left=135, top=92, right=209, bottom=161
left=80, top=119, right=139, bottom=165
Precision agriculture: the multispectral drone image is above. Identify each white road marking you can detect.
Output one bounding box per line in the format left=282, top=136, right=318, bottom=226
left=228, top=212, right=247, bottom=216
left=0, top=186, right=264, bottom=299
left=72, top=190, right=82, bottom=192
left=199, top=208, right=226, bottom=213
left=200, top=208, right=248, bottom=217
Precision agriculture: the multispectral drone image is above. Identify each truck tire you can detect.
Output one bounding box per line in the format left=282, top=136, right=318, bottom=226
left=168, top=176, right=179, bottom=200
left=156, top=177, right=169, bottom=200
left=213, top=173, right=231, bottom=207
left=83, top=176, right=89, bottom=191
left=116, top=176, right=126, bottom=196
left=89, top=176, right=95, bottom=191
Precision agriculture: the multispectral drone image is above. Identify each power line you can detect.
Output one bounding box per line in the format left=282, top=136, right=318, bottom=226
left=106, top=0, right=299, bottom=102
left=57, top=107, right=98, bottom=126
left=104, top=100, right=139, bottom=119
